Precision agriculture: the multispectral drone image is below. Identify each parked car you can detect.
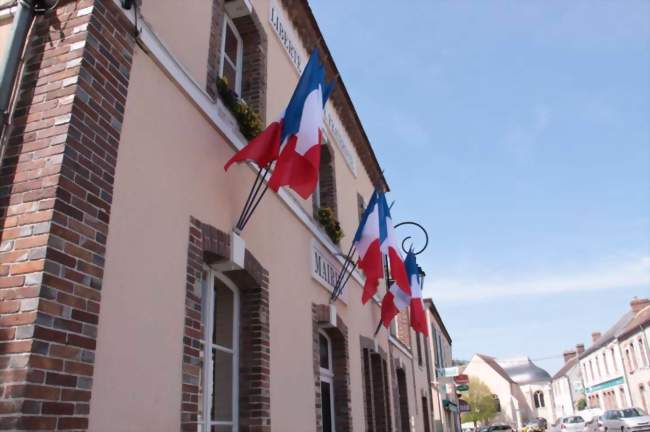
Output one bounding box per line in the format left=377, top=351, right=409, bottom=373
left=549, top=416, right=586, bottom=432
left=488, top=425, right=515, bottom=432
left=524, top=418, right=548, bottom=432
left=584, top=416, right=603, bottom=432
left=600, top=408, right=650, bottom=432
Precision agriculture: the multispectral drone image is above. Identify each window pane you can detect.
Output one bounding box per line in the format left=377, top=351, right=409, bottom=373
left=213, top=280, right=234, bottom=348
left=224, top=24, right=239, bottom=65
left=319, top=334, right=329, bottom=370
left=321, top=381, right=333, bottom=432
left=211, top=426, right=232, bottom=432
left=212, top=349, right=233, bottom=422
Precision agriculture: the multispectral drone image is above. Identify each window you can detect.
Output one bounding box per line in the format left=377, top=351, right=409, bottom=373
left=596, top=355, right=602, bottom=378
left=319, top=331, right=336, bottom=432
left=589, top=360, right=595, bottom=381
left=534, top=390, right=545, bottom=408
left=220, top=15, right=243, bottom=94
left=313, top=142, right=337, bottom=220
left=637, top=338, right=649, bottom=368
left=362, top=348, right=392, bottom=431
left=639, top=385, right=648, bottom=413
left=626, top=348, right=635, bottom=372
left=422, top=396, right=431, bottom=432
left=602, top=353, right=609, bottom=375
left=202, top=273, right=240, bottom=432
left=416, top=332, right=423, bottom=367
left=630, top=342, right=639, bottom=370
left=357, top=193, right=366, bottom=222
left=610, top=348, right=618, bottom=372
left=493, top=394, right=501, bottom=412
left=396, top=368, right=410, bottom=432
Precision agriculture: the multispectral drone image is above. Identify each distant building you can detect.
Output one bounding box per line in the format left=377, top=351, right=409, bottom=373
left=617, top=299, right=650, bottom=413
left=551, top=344, right=586, bottom=418
left=578, top=297, right=650, bottom=412
left=425, top=299, right=461, bottom=432
left=463, top=354, right=554, bottom=428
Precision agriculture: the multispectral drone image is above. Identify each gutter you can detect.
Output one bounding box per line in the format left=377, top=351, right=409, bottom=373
left=0, top=0, right=34, bottom=164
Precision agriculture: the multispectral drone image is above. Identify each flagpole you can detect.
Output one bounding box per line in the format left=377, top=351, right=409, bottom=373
left=329, top=244, right=356, bottom=303
left=238, top=177, right=271, bottom=231
left=235, top=165, right=268, bottom=230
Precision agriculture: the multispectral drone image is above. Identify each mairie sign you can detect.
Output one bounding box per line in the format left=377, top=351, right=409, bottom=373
left=585, top=376, right=624, bottom=394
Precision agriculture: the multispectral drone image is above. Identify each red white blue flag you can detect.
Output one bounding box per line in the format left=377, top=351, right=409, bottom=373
left=225, top=49, right=333, bottom=199
left=406, top=251, right=428, bottom=335
left=380, top=251, right=428, bottom=335
left=355, top=191, right=412, bottom=306
left=354, top=191, right=384, bottom=304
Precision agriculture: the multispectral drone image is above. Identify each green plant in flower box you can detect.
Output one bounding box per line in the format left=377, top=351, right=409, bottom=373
left=217, top=77, right=263, bottom=140
left=316, top=207, right=344, bottom=244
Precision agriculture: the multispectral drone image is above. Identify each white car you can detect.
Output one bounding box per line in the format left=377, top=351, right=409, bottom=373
left=600, top=408, right=650, bottom=432
left=549, top=416, right=586, bottom=432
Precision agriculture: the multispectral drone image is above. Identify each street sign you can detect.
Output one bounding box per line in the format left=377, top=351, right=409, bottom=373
left=454, top=374, right=469, bottom=385
left=456, top=384, right=469, bottom=392
left=437, top=367, right=459, bottom=377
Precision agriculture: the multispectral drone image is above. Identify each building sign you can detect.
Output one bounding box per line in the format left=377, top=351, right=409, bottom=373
left=311, top=241, right=343, bottom=297
left=269, top=2, right=303, bottom=73
left=585, top=376, right=624, bottom=394
left=454, top=374, right=469, bottom=385
left=268, top=0, right=358, bottom=177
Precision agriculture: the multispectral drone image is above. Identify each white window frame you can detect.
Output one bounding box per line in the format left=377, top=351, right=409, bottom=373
left=202, top=270, right=240, bottom=432
left=319, top=330, right=336, bottom=432
left=220, top=15, right=243, bottom=95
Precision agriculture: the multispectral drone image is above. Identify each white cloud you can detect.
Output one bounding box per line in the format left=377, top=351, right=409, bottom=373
left=425, top=255, right=650, bottom=302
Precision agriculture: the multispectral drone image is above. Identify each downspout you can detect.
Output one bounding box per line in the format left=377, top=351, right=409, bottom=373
left=0, top=0, right=34, bottom=165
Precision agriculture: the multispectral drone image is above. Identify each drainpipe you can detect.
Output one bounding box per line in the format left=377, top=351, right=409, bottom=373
left=0, top=0, right=36, bottom=164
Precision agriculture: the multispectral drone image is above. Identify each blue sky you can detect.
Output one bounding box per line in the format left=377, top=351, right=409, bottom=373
left=310, top=1, right=650, bottom=374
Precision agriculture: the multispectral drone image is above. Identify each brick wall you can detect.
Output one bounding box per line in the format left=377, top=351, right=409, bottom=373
left=396, top=309, right=411, bottom=349
left=312, top=304, right=352, bottom=432
left=0, top=0, right=134, bottom=429
left=181, top=217, right=271, bottom=432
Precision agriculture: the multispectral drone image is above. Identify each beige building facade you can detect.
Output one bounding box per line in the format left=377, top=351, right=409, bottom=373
left=463, top=354, right=554, bottom=428
left=0, top=1, right=456, bottom=431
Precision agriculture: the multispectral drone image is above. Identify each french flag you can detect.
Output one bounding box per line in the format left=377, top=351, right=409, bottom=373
left=378, top=194, right=412, bottom=327
left=267, top=49, right=333, bottom=198
left=378, top=193, right=411, bottom=295
left=405, top=251, right=428, bottom=335
left=225, top=49, right=333, bottom=193
left=354, top=191, right=384, bottom=304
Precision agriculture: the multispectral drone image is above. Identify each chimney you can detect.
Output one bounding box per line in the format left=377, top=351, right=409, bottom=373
left=592, top=332, right=602, bottom=343
left=576, top=344, right=585, bottom=355
left=630, top=297, right=650, bottom=314
left=563, top=349, right=577, bottom=364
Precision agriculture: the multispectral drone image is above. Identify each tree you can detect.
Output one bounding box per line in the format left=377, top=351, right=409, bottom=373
left=461, top=377, right=499, bottom=427
left=575, top=398, right=587, bottom=411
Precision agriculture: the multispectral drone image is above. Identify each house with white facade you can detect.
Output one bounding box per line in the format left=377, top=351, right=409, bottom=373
left=552, top=344, right=586, bottom=418
left=617, top=299, right=650, bottom=413
left=579, top=297, right=649, bottom=412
